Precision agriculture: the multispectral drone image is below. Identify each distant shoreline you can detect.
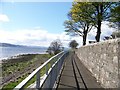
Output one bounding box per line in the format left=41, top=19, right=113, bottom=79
left=1, top=52, right=48, bottom=62
left=0, top=45, right=47, bottom=61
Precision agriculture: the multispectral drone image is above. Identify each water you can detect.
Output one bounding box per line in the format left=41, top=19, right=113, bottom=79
left=0, top=47, right=47, bottom=60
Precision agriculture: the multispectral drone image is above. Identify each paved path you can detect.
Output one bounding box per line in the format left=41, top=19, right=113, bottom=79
left=56, top=52, right=103, bottom=89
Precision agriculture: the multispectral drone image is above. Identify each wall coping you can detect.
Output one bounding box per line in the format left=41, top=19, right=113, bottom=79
left=80, top=38, right=120, bottom=48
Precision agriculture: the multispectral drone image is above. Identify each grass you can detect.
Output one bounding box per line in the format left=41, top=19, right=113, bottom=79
left=3, top=64, right=50, bottom=89
left=2, top=54, right=52, bottom=76
left=2, top=74, right=27, bottom=90
left=24, top=62, right=51, bottom=88
left=2, top=54, right=52, bottom=89
left=2, top=53, right=61, bottom=89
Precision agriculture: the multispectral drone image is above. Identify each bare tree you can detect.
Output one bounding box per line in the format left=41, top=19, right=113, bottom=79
left=46, top=39, right=63, bottom=55
left=69, top=40, right=78, bottom=49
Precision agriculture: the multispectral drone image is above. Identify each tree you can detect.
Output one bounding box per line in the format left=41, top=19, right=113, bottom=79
left=91, top=2, right=116, bottom=42
left=64, top=2, right=94, bottom=45
left=65, top=1, right=117, bottom=43
left=109, top=2, right=120, bottom=29
left=46, top=47, right=53, bottom=55
left=46, top=39, right=63, bottom=55
left=69, top=40, right=78, bottom=49
left=111, top=30, right=120, bottom=39
left=70, top=1, right=116, bottom=42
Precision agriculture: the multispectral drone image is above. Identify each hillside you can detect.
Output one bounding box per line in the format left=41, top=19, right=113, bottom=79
left=0, top=43, right=24, bottom=47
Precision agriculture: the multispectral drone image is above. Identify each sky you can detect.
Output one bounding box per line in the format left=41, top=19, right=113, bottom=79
left=0, top=1, right=116, bottom=47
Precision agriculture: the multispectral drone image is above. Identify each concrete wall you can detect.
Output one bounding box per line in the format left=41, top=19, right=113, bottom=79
left=76, top=39, right=120, bottom=88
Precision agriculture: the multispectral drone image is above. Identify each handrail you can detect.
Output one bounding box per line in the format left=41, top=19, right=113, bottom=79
left=14, top=51, right=66, bottom=89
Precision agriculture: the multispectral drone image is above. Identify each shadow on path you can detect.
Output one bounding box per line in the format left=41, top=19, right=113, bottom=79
left=56, top=51, right=103, bottom=89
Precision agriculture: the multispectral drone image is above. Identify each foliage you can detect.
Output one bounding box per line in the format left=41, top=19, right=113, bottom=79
left=64, top=2, right=94, bottom=45
left=103, top=30, right=120, bottom=40
left=109, top=2, right=120, bottom=29
left=103, top=36, right=112, bottom=40
left=65, top=1, right=117, bottom=43
left=111, top=30, right=120, bottom=38
left=70, top=2, right=95, bottom=24
left=46, top=39, right=63, bottom=55
left=90, top=2, right=115, bottom=42
left=69, top=40, right=78, bottom=49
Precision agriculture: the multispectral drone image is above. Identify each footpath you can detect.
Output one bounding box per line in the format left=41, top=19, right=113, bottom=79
left=56, top=52, right=103, bottom=89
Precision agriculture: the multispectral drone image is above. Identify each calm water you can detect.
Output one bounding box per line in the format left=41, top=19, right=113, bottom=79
left=0, top=47, right=47, bottom=60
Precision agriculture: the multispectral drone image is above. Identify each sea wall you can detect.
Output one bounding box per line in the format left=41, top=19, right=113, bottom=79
left=76, top=39, right=120, bottom=88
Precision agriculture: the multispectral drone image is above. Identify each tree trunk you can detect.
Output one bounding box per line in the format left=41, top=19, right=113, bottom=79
left=83, top=30, right=88, bottom=45
left=95, top=4, right=103, bottom=42
left=95, top=19, right=101, bottom=42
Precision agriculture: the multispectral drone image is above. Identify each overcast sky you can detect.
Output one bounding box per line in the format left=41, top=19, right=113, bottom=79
left=0, top=1, right=116, bottom=47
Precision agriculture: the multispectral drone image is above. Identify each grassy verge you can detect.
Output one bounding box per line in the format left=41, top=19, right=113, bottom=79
left=2, top=54, right=52, bottom=89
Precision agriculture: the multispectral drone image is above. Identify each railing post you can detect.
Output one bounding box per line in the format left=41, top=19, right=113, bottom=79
left=51, top=61, right=53, bottom=68
left=46, top=64, right=48, bottom=75
left=36, top=71, right=40, bottom=89
left=14, top=51, right=66, bottom=89
left=50, top=61, right=53, bottom=88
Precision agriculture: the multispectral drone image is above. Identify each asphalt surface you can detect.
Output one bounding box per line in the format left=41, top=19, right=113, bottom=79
left=56, top=52, right=103, bottom=89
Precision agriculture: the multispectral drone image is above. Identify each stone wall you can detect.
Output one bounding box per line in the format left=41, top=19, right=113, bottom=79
left=76, top=39, right=120, bottom=88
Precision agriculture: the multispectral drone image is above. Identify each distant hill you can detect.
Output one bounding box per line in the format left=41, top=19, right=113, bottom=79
left=0, top=43, right=47, bottom=49
left=0, top=43, right=24, bottom=47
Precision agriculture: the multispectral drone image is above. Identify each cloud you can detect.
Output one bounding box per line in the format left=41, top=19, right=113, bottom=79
left=2, top=0, right=73, bottom=2
left=0, top=21, right=114, bottom=47
left=0, top=14, right=10, bottom=22
left=0, top=28, right=80, bottom=47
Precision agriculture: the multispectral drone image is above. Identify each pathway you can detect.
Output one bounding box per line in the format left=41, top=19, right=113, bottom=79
left=56, top=52, right=103, bottom=89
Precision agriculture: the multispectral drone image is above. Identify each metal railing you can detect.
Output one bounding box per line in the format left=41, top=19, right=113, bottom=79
left=14, top=51, right=68, bottom=89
